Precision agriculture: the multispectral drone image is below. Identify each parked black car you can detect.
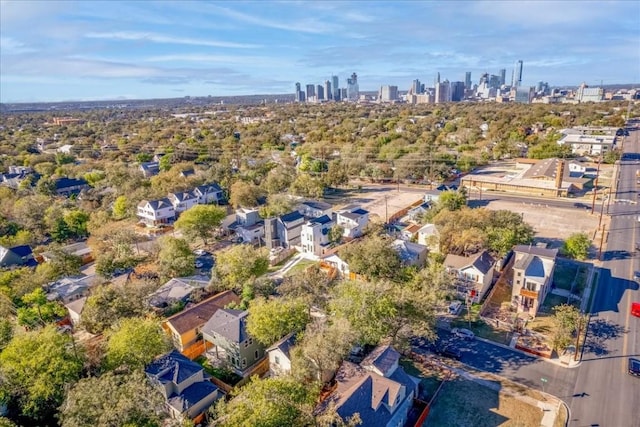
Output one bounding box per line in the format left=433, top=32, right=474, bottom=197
left=629, top=358, right=640, bottom=377
left=437, top=345, right=462, bottom=360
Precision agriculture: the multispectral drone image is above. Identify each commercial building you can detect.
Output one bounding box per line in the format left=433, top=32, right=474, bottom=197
left=346, top=72, right=359, bottom=101
left=324, top=80, right=332, bottom=101
left=379, top=85, right=398, bottom=102
left=575, top=83, right=604, bottom=103
left=331, top=75, right=340, bottom=100
left=465, top=71, right=472, bottom=89
left=450, top=81, right=465, bottom=102
left=512, top=60, right=523, bottom=87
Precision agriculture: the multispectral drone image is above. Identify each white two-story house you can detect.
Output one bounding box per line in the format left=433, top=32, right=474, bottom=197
left=511, top=245, right=558, bottom=315
left=193, top=183, right=225, bottom=205
left=264, top=210, right=305, bottom=249
left=300, top=214, right=334, bottom=257
left=336, top=205, right=369, bottom=238
left=137, top=198, right=176, bottom=226
left=168, top=191, right=199, bottom=214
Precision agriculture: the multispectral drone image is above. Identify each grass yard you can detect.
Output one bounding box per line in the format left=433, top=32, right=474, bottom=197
left=399, top=359, right=442, bottom=401
left=451, top=304, right=512, bottom=345
left=425, top=378, right=543, bottom=427
left=284, top=259, right=317, bottom=277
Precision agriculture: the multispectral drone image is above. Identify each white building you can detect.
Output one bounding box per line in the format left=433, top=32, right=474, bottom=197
left=301, top=215, right=334, bottom=257
left=511, top=245, right=558, bottom=315
left=557, top=133, right=616, bottom=156
left=192, top=183, right=225, bottom=205
left=336, top=205, right=369, bottom=238
left=137, top=198, right=176, bottom=226
left=444, top=250, right=495, bottom=303
left=168, top=191, right=199, bottom=213
left=266, top=333, right=296, bottom=377
left=417, top=223, right=440, bottom=253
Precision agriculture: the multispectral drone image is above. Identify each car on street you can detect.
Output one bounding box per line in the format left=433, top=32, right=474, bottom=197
left=437, top=345, right=462, bottom=360
left=193, top=249, right=207, bottom=256
left=629, top=358, right=640, bottom=377
left=449, top=301, right=463, bottom=315
left=451, top=328, right=475, bottom=340
left=632, top=302, right=640, bottom=318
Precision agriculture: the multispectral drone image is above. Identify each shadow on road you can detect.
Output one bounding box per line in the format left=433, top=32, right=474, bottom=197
left=601, top=249, right=633, bottom=261
left=590, top=269, right=639, bottom=314
left=581, top=318, right=628, bottom=357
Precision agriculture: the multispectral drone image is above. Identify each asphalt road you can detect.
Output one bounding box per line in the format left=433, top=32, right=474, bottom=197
left=422, top=329, right=580, bottom=399
left=567, top=120, right=640, bottom=427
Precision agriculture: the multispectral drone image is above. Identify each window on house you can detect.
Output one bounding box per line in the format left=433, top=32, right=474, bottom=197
left=248, top=338, right=253, bottom=345
left=516, top=280, right=520, bottom=285
left=242, top=359, right=246, bottom=368
left=274, top=355, right=280, bottom=365
left=517, top=272, right=522, bottom=277
left=255, top=350, right=259, bottom=360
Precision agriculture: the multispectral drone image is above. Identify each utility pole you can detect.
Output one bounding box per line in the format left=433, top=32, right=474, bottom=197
left=591, top=157, right=601, bottom=215
left=598, top=226, right=606, bottom=261
left=384, top=195, right=388, bottom=224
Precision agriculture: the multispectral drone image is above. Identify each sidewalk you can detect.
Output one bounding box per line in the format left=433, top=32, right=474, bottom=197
left=474, top=335, right=581, bottom=368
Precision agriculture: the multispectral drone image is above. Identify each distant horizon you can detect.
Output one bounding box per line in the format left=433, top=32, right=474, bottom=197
left=2, top=1, right=639, bottom=103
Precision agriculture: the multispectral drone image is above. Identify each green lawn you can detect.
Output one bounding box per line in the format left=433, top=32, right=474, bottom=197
left=425, top=378, right=543, bottom=427
left=399, top=359, right=442, bottom=401
left=450, top=304, right=511, bottom=345
left=284, top=259, right=317, bottom=277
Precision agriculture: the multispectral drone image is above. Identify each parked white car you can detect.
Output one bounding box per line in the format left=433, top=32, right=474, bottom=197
left=451, top=328, right=475, bottom=340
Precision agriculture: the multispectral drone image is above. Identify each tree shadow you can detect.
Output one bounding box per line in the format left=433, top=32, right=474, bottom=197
left=581, top=318, right=628, bottom=357
left=600, top=249, right=632, bottom=261
left=467, top=199, right=496, bottom=208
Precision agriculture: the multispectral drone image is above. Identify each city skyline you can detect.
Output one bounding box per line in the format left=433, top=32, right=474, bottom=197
left=1, top=0, right=639, bottom=103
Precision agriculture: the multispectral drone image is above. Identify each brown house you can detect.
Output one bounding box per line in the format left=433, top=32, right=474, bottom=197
left=162, top=290, right=240, bottom=359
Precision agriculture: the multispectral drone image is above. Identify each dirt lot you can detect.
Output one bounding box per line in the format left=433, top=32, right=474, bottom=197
left=331, top=182, right=604, bottom=247
left=425, top=378, right=544, bottom=427
left=481, top=198, right=604, bottom=249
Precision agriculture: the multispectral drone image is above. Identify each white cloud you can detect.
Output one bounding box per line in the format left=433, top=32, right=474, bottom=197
left=0, top=36, right=36, bottom=54
left=85, top=31, right=261, bottom=49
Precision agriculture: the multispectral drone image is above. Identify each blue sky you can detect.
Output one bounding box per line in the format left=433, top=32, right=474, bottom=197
left=1, top=0, right=639, bottom=103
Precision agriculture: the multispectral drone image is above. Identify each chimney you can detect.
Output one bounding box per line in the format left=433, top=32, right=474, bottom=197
left=555, top=159, right=565, bottom=192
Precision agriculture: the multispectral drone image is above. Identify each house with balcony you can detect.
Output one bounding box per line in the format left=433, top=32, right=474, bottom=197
left=297, top=200, right=333, bottom=219
left=444, top=250, right=495, bottom=303
left=264, top=210, right=305, bottom=249
left=336, top=205, right=369, bottom=238
left=162, top=291, right=240, bottom=358
left=232, top=208, right=264, bottom=245
left=168, top=191, right=199, bottom=214
left=300, top=214, right=334, bottom=257
left=202, top=309, right=266, bottom=377
left=511, top=245, right=558, bottom=315
left=137, top=198, right=176, bottom=226
left=193, top=183, right=224, bottom=205
left=145, top=350, right=223, bottom=424
left=315, top=345, right=419, bottom=427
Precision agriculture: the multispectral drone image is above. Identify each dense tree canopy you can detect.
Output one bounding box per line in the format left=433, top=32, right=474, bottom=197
left=339, top=235, right=402, bottom=281
left=157, top=236, right=196, bottom=278
left=562, top=232, right=591, bottom=260
left=213, top=244, right=269, bottom=293
left=246, top=297, right=310, bottom=346
left=174, top=204, right=226, bottom=244
left=104, top=317, right=171, bottom=371
left=0, top=326, right=83, bottom=422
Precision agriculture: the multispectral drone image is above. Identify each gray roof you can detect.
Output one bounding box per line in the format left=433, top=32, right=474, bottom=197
left=513, top=245, right=558, bottom=260
left=167, top=381, right=219, bottom=415
left=267, top=332, right=297, bottom=359
left=392, top=239, right=428, bottom=262
left=146, top=350, right=204, bottom=386
left=202, top=308, right=249, bottom=344
left=444, top=250, right=495, bottom=274
left=139, top=198, right=173, bottom=210
left=300, top=200, right=332, bottom=211
left=164, top=290, right=240, bottom=335
left=169, top=191, right=197, bottom=202
left=361, top=345, right=400, bottom=376
left=148, top=276, right=209, bottom=308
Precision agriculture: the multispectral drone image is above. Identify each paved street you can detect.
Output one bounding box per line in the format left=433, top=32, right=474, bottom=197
left=567, top=120, right=640, bottom=427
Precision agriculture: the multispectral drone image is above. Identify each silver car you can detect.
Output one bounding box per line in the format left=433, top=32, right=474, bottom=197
left=451, top=328, right=475, bottom=340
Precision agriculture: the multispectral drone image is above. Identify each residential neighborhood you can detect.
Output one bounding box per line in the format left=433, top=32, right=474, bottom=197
left=0, top=81, right=639, bottom=427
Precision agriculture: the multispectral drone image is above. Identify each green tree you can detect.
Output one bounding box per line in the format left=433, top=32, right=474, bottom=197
left=328, top=225, right=344, bottom=244
left=229, top=180, right=262, bottom=208
left=64, top=209, right=89, bottom=238
left=174, top=204, right=226, bottom=244
left=438, top=190, right=467, bottom=211
left=290, top=173, right=324, bottom=198
left=112, top=195, right=129, bottom=219
left=551, top=304, right=581, bottom=351
left=279, top=265, right=334, bottom=311
left=214, top=376, right=319, bottom=427
left=292, top=318, right=356, bottom=383
left=213, top=245, right=269, bottom=292
left=339, top=235, right=402, bottom=281
left=60, top=371, right=165, bottom=427
left=246, top=297, right=310, bottom=346
left=324, top=160, right=349, bottom=188
left=16, top=288, right=67, bottom=328
left=104, top=317, right=171, bottom=371
left=158, top=236, right=196, bottom=278
left=562, top=232, right=591, bottom=260
left=80, top=283, right=155, bottom=334
left=329, top=281, right=397, bottom=345
left=0, top=326, right=83, bottom=421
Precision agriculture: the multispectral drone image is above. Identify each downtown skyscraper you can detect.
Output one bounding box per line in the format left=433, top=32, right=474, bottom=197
left=512, top=60, right=523, bottom=87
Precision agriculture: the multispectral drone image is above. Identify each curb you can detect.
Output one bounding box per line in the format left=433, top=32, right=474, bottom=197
left=474, top=335, right=582, bottom=369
